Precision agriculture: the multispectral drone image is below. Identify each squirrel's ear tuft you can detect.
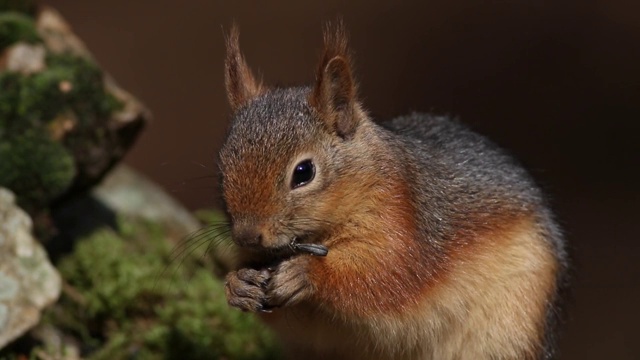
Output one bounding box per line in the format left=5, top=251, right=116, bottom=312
left=310, top=20, right=359, bottom=139
left=225, top=24, right=264, bottom=112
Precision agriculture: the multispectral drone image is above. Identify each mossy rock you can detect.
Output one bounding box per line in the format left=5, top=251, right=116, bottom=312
left=0, top=53, right=121, bottom=128
left=46, top=216, right=279, bottom=359
left=0, top=49, right=123, bottom=212
left=0, top=7, right=148, bottom=218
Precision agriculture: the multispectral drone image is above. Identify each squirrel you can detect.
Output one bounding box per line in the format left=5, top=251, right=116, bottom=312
left=219, top=22, right=568, bottom=360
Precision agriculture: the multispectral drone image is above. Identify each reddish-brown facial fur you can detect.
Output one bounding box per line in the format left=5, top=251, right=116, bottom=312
left=303, top=155, right=428, bottom=317
left=220, top=22, right=566, bottom=360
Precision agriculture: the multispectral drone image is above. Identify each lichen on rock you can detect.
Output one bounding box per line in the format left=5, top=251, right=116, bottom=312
left=0, top=42, right=45, bottom=74
left=0, top=187, right=61, bottom=348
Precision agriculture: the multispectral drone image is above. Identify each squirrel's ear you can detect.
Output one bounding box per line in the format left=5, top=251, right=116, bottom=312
left=225, top=24, right=264, bottom=112
left=310, top=21, right=359, bottom=139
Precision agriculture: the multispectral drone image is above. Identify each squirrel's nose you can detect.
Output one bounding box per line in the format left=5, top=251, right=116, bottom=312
left=232, top=225, right=264, bottom=247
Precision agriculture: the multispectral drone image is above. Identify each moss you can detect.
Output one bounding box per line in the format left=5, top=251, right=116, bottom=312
left=0, top=54, right=120, bottom=134
left=15, top=61, right=74, bottom=124
left=0, top=12, right=40, bottom=50
left=0, top=51, right=123, bottom=210
left=0, top=71, right=21, bottom=128
left=45, top=54, right=122, bottom=125
left=0, top=128, right=76, bottom=211
left=51, top=216, right=280, bottom=360
left=0, top=52, right=122, bottom=128
left=0, top=0, right=37, bottom=15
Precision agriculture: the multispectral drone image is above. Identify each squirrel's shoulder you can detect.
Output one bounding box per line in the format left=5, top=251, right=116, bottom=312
left=379, top=112, right=548, bottom=223
left=379, top=112, right=530, bottom=185
left=381, top=112, right=455, bottom=139
left=380, top=112, right=494, bottom=156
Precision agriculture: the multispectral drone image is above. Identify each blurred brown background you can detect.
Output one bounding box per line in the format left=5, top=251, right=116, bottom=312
left=45, top=0, right=640, bottom=358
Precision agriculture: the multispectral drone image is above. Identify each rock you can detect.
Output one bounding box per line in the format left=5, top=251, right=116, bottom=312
left=51, top=165, right=201, bottom=247
left=92, top=166, right=238, bottom=272
left=0, top=6, right=150, bottom=214
left=94, top=165, right=201, bottom=236
left=34, top=7, right=152, bottom=202
left=0, top=42, right=45, bottom=74
left=35, top=6, right=90, bottom=58
left=0, top=187, right=61, bottom=349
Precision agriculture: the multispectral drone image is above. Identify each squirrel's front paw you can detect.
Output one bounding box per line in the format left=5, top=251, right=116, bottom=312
left=224, top=268, right=271, bottom=312
left=266, top=256, right=314, bottom=308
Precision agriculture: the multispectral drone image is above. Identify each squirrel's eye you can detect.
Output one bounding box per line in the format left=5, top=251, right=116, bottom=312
left=291, top=159, right=315, bottom=189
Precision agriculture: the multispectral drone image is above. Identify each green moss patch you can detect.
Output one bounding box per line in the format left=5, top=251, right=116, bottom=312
left=0, top=71, right=22, bottom=128
left=0, top=128, right=76, bottom=212
left=0, top=12, right=39, bottom=50
left=48, top=216, right=279, bottom=360
left=44, top=54, right=122, bottom=126
left=0, top=53, right=122, bottom=130
left=0, top=51, right=123, bottom=211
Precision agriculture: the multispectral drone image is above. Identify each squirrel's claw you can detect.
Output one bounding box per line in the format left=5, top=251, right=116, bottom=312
left=225, top=258, right=314, bottom=311
left=224, top=268, right=270, bottom=312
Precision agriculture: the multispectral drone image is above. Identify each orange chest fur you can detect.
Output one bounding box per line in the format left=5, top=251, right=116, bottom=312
left=303, top=206, right=441, bottom=317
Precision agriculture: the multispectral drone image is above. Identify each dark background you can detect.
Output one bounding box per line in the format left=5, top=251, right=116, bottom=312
left=45, top=1, right=640, bottom=358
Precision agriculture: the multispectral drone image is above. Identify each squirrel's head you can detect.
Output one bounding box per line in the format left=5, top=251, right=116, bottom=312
left=219, top=22, right=373, bottom=251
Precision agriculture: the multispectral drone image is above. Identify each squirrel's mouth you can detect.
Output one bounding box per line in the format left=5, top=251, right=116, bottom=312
left=250, top=236, right=329, bottom=259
